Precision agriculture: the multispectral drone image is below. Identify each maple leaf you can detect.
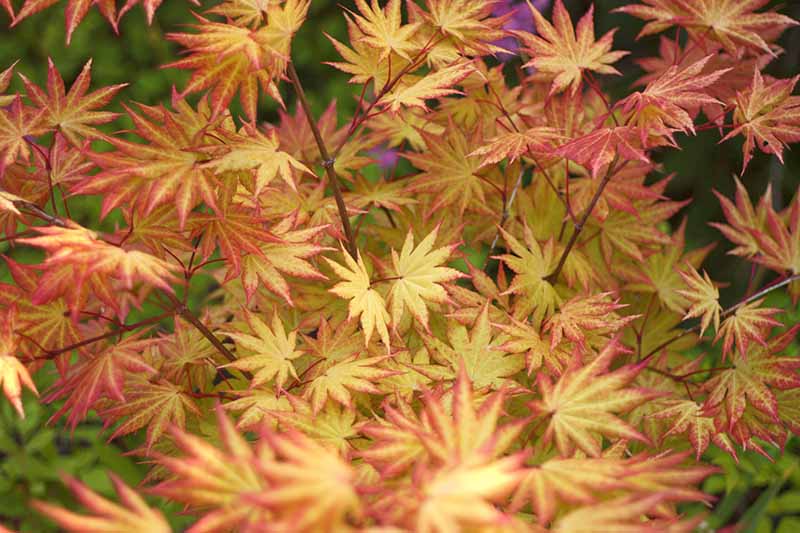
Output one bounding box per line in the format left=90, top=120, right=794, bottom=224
left=268, top=395, right=358, bottom=452
left=325, top=249, right=392, bottom=348
left=530, top=338, right=657, bottom=457
left=705, top=325, right=800, bottom=430
left=710, top=177, right=769, bottom=259
left=0, top=258, right=82, bottom=365
left=326, top=19, right=392, bottom=88
left=167, top=2, right=308, bottom=119
left=384, top=61, right=474, bottom=111
left=426, top=306, right=525, bottom=389
left=20, top=58, right=126, bottom=145
left=152, top=405, right=271, bottom=532
left=348, top=0, right=420, bottom=61
left=616, top=0, right=798, bottom=56
left=223, top=310, right=302, bottom=390
left=0, top=96, right=45, bottom=171
left=714, top=299, right=781, bottom=359
left=518, top=0, right=628, bottom=96
left=651, top=400, right=736, bottom=459
left=621, top=55, right=729, bottom=143
left=32, top=474, right=170, bottom=533
left=0, top=61, right=17, bottom=107
left=77, top=101, right=221, bottom=228
left=20, top=223, right=180, bottom=295
left=0, top=308, right=38, bottom=417
left=253, top=429, right=362, bottom=530
left=19, top=224, right=178, bottom=319
left=201, top=127, right=310, bottom=196
left=470, top=127, right=563, bottom=168
left=240, top=219, right=330, bottom=304
left=544, top=292, right=633, bottom=350
left=44, top=336, right=159, bottom=430
left=514, top=451, right=715, bottom=525
left=223, top=387, right=291, bottom=431
left=405, top=124, right=491, bottom=216
left=417, top=0, right=507, bottom=57
left=495, top=226, right=561, bottom=323
left=303, top=354, right=396, bottom=413
left=11, top=0, right=120, bottom=45
left=617, top=220, right=714, bottom=314
left=192, top=189, right=280, bottom=277
left=555, top=126, right=649, bottom=178
left=366, top=366, right=528, bottom=532
left=495, top=315, right=571, bottom=375
left=100, top=378, right=200, bottom=451
left=677, top=266, right=722, bottom=337
left=723, top=70, right=800, bottom=172
left=551, top=494, right=701, bottom=533
left=388, top=226, right=464, bottom=330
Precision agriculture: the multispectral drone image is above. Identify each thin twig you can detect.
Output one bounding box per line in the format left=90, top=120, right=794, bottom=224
left=161, top=290, right=237, bottom=363
left=287, top=62, right=358, bottom=258
left=545, top=157, right=619, bottom=284
left=641, top=272, right=800, bottom=362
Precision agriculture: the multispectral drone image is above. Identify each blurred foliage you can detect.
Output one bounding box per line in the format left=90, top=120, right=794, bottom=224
left=1, top=0, right=800, bottom=530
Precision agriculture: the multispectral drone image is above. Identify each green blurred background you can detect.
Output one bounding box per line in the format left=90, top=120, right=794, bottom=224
left=1, top=0, right=800, bottom=531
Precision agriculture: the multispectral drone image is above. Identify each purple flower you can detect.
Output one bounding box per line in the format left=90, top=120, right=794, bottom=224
left=369, top=144, right=399, bottom=171
left=492, top=0, right=550, bottom=61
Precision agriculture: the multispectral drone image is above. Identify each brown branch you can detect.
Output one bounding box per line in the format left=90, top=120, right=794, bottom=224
left=26, top=312, right=171, bottom=360
left=641, top=272, right=800, bottom=362
left=161, top=290, right=237, bottom=363
left=544, top=157, right=619, bottom=284
left=287, top=62, right=357, bottom=259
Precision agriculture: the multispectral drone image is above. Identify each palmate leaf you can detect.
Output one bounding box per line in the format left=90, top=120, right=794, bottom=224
left=714, top=299, right=781, bottom=359
left=544, top=292, right=633, bottom=350
left=425, top=305, right=525, bottom=389
left=223, top=310, right=302, bottom=390
left=405, top=124, right=491, bottom=216
left=33, top=474, right=170, bottom=533
left=616, top=0, right=798, bottom=56
left=100, top=378, right=200, bottom=451
left=240, top=219, right=330, bottom=305
left=348, top=0, right=420, bottom=61
left=555, top=126, right=649, bottom=178
left=303, top=354, right=396, bottom=413
left=530, top=338, right=657, bottom=457
left=0, top=258, right=82, bottom=365
left=202, top=127, right=310, bottom=196
left=167, top=1, right=309, bottom=120
left=651, top=400, right=737, bottom=459
left=325, top=249, right=391, bottom=348
left=677, top=266, right=722, bottom=337
left=77, top=101, right=221, bottom=229
left=152, top=406, right=271, bottom=533
left=518, top=0, right=628, bottom=96
left=364, top=366, right=529, bottom=532
left=705, top=325, right=800, bottom=430
left=388, top=226, right=464, bottom=331
left=514, top=451, right=716, bottom=525
left=470, top=127, right=563, bottom=168
left=20, top=224, right=181, bottom=310
left=0, top=308, right=37, bottom=417
left=723, top=70, right=800, bottom=172
left=19, top=58, right=126, bottom=145
left=384, top=61, right=474, bottom=111
left=253, top=429, right=361, bottom=531
left=45, top=335, right=159, bottom=430
left=495, top=226, right=561, bottom=324
left=621, top=55, right=729, bottom=143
